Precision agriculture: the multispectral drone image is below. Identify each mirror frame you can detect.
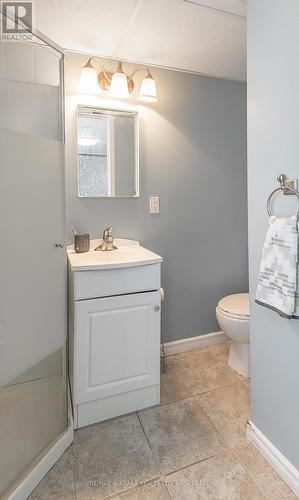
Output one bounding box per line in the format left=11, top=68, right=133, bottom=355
left=77, top=105, right=139, bottom=198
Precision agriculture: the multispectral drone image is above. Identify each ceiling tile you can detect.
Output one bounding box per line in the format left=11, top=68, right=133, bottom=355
left=35, top=0, right=139, bottom=56
left=34, top=0, right=246, bottom=81
left=116, top=0, right=246, bottom=80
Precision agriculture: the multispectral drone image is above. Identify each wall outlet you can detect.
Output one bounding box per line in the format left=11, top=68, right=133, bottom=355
left=149, top=196, right=160, bottom=214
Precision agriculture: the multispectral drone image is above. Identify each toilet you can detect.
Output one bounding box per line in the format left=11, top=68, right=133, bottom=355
left=216, top=293, right=250, bottom=378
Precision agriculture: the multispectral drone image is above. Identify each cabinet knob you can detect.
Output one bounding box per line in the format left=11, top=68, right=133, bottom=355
left=55, top=242, right=64, bottom=248
left=154, top=306, right=160, bottom=312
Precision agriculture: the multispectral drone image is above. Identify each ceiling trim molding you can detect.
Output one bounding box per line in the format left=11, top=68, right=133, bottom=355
left=183, top=0, right=247, bottom=20
left=66, top=48, right=246, bottom=83
left=0, top=9, right=65, bottom=55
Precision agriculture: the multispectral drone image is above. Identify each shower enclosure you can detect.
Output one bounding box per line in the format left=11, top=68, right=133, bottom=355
left=0, top=16, right=72, bottom=499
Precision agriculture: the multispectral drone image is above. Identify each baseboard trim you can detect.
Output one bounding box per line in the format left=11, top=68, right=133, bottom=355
left=247, top=421, right=299, bottom=496
left=163, top=331, right=227, bottom=356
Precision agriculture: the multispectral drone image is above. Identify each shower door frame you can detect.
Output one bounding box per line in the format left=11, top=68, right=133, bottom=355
left=0, top=9, right=74, bottom=500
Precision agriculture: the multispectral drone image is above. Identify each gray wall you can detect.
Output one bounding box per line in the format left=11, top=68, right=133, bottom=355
left=248, top=0, right=299, bottom=469
left=65, top=52, right=248, bottom=343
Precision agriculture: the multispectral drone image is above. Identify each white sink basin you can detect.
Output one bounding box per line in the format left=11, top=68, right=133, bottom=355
left=67, top=238, right=162, bottom=271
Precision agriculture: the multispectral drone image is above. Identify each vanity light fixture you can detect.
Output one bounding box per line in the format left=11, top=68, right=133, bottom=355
left=78, top=58, right=158, bottom=102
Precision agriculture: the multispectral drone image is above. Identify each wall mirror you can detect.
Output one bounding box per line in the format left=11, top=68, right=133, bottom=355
left=77, top=106, right=139, bottom=197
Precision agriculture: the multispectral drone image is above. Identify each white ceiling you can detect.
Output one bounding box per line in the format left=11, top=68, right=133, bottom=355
left=35, top=0, right=247, bottom=81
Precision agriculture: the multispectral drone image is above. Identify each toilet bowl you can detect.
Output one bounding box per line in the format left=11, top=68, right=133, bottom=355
left=216, top=293, right=250, bottom=378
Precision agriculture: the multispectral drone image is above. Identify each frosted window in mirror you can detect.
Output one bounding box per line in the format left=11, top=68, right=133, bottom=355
left=77, top=107, right=139, bottom=197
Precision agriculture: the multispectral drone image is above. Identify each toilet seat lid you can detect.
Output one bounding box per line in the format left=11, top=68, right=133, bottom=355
left=218, top=293, right=249, bottom=318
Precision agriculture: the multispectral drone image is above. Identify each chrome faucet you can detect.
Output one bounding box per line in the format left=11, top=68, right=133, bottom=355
left=95, top=227, right=118, bottom=251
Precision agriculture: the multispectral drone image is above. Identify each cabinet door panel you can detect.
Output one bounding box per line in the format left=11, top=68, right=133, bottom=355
left=75, top=291, right=160, bottom=404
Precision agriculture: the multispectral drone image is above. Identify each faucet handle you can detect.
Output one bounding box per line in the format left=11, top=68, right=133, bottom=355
left=103, top=227, right=113, bottom=241
left=95, top=227, right=117, bottom=251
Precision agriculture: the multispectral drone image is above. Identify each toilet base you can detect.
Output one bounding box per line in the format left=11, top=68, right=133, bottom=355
left=228, top=341, right=250, bottom=378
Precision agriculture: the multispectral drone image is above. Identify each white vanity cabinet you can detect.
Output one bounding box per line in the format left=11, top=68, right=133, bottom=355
left=68, top=239, right=162, bottom=429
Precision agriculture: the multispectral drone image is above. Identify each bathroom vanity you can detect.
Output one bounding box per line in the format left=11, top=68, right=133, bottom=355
left=68, top=239, right=162, bottom=428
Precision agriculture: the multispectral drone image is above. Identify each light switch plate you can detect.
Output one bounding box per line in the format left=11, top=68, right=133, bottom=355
left=149, top=196, right=160, bottom=214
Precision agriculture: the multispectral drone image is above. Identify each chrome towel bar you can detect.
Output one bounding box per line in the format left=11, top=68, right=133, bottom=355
left=267, top=174, right=299, bottom=218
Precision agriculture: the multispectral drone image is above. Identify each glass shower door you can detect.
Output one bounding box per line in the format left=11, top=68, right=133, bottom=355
left=0, top=29, right=69, bottom=497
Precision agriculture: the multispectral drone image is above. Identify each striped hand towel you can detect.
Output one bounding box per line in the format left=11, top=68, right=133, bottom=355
left=256, top=215, right=299, bottom=319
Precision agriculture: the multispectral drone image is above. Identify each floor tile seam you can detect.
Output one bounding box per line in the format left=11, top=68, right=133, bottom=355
left=136, top=411, right=161, bottom=473
left=163, top=447, right=271, bottom=499
left=33, top=445, right=76, bottom=500
left=164, top=357, right=231, bottom=372
left=195, top=380, right=246, bottom=398
left=191, top=379, right=242, bottom=397
left=68, top=445, right=78, bottom=500
left=230, top=446, right=269, bottom=498
left=154, top=379, right=242, bottom=411
left=241, top=381, right=250, bottom=391
left=164, top=342, right=229, bottom=359
left=139, top=394, right=199, bottom=412
left=163, top=350, right=219, bottom=361
left=192, top=380, right=251, bottom=448
left=139, top=391, right=239, bottom=460
left=101, top=474, right=165, bottom=499
left=159, top=380, right=243, bottom=408
left=191, top=394, right=234, bottom=449
left=137, top=399, right=230, bottom=481
left=194, top=398, right=252, bottom=454
left=73, top=411, right=139, bottom=438
left=191, top=395, right=251, bottom=454
left=158, top=394, right=197, bottom=407
left=231, top=444, right=295, bottom=498
left=160, top=473, right=173, bottom=500
left=73, top=464, right=161, bottom=494
left=73, top=413, right=147, bottom=488
left=162, top=448, right=234, bottom=478
left=164, top=354, right=233, bottom=381
left=101, top=473, right=174, bottom=500
left=75, top=472, right=162, bottom=500
left=73, top=395, right=232, bottom=491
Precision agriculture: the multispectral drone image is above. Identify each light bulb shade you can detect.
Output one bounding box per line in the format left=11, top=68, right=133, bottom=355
left=78, top=64, right=99, bottom=94
left=108, top=71, right=130, bottom=98
left=138, top=75, right=158, bottom=102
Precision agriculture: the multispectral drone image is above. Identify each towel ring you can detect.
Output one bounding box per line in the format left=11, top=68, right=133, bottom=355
left=267, top=185, right=299, bottom=218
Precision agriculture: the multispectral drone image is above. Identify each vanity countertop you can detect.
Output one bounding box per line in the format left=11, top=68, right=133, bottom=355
left=67, top=238, right=163, bottom=271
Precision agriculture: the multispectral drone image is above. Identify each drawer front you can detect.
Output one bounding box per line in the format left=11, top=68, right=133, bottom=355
left=74, top=263, right=160, bottom=300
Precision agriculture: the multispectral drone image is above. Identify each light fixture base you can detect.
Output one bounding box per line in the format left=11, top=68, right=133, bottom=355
left=127, top=77, right=134, bottom=94
left=98, top=71, right=113, bottom=90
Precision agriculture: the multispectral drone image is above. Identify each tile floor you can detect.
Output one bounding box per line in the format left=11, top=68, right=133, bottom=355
left=29, top=342, right=296, bottom=499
